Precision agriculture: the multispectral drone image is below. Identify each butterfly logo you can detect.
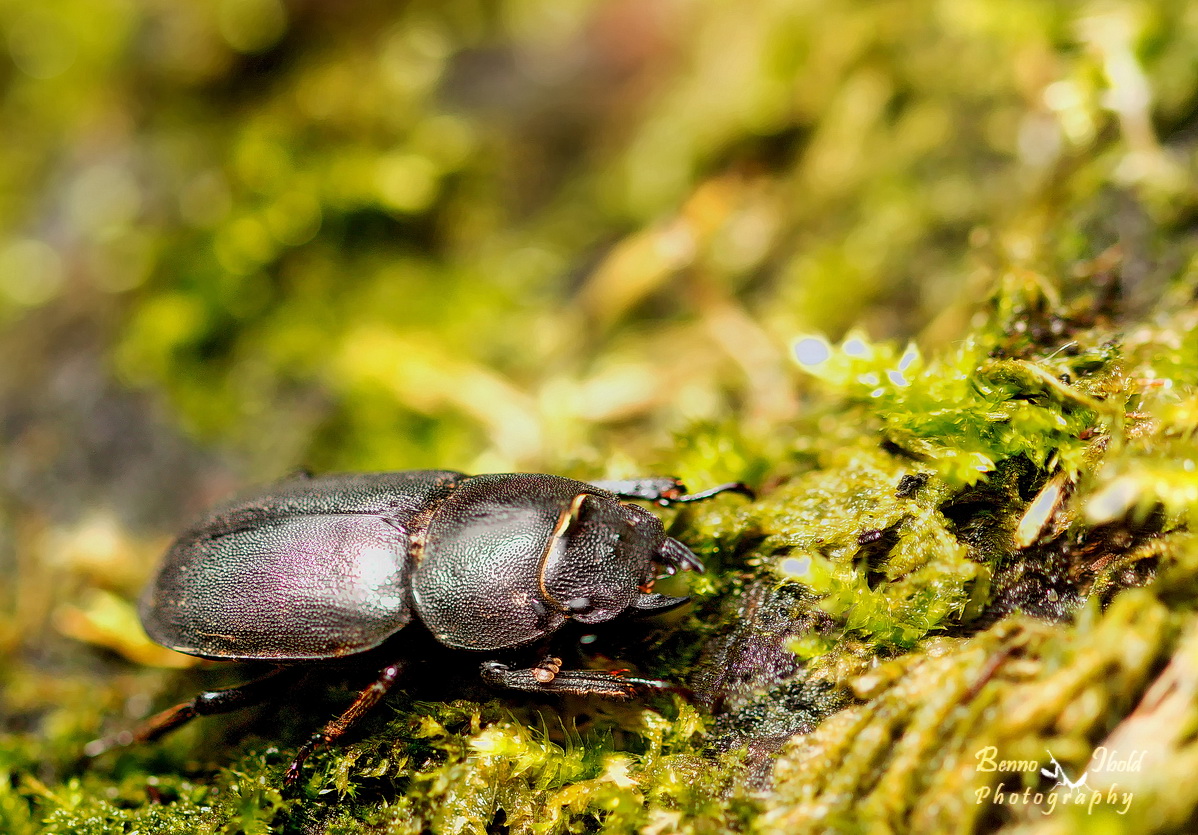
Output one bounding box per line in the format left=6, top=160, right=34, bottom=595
left=1041, top=751, right=1090, bottom=791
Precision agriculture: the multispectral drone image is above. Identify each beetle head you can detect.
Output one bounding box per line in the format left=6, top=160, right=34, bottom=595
left=538, top=492, right=698, bottom=625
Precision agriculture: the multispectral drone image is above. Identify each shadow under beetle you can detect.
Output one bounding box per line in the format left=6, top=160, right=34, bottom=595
left=86, top=470, right=752, bottom=785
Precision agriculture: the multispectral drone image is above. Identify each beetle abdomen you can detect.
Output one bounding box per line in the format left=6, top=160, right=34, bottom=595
left=141, top=514, right=414, bottom=661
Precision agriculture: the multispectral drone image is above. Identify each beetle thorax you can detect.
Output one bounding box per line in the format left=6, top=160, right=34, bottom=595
left=409, top=474, right=664, bottom=651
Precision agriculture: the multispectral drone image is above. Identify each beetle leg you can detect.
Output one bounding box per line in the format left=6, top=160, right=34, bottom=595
left=480, top=660, right=673, bottom=699
left=531, top=656, right=563, bottom=683
left=84, top=666, right=301, bottom=758
left=587, top=478, right=755, bottom=506
left=283, top=660, right=406, bottom=788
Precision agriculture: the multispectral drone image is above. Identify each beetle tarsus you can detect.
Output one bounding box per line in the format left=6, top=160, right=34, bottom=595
left=480, top=660, right=673, bottom=699
left=282, top=660, right=406, bottom=790
left=531, top=656, right=563, bottom=683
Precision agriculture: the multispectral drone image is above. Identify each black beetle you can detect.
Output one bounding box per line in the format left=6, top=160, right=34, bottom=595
left=87, top=470, right=751, bottom=785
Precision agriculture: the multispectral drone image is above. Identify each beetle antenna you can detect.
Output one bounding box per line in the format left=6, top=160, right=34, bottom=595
left=662, top=482, right=755, bottom=504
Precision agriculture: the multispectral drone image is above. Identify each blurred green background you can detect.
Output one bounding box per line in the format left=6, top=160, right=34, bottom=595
left=3, top=0, right=1198, bottom=832
left=12, top=0, right=1191, bottom=491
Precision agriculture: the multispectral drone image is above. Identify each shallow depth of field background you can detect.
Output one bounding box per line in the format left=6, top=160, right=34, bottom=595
left=11, top=1, right=1194, bottom=500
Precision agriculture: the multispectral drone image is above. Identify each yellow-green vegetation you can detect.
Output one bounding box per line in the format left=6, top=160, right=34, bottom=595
left=5, top=0, right=1198, bottom=833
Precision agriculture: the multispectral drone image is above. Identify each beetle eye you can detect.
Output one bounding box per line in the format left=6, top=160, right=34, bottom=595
left=562, top=596, right=594, bottom=616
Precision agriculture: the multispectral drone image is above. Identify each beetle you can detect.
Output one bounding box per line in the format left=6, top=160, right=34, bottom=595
left=86, top=470, right=751, bottom=785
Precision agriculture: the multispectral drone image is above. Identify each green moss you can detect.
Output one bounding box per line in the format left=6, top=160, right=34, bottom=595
left=760, top=591, right=1179, bottom=834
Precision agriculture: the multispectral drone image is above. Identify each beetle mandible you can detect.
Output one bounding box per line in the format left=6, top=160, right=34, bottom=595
left=87, top=470, right=751, bottom=785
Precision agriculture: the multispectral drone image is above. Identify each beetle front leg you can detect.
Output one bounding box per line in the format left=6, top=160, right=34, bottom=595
left=84, top=666, right=302, bottom=758
left=284, top=660, right=406, bottom=788
left=588, top=478, right=754, bottom=506
left=480, top=659, right=673, bottom=699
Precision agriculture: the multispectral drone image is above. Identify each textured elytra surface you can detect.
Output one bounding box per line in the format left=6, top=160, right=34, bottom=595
left=141, top=471, right=465, bottom=660
left=144, top=514, right=415, bottom=660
